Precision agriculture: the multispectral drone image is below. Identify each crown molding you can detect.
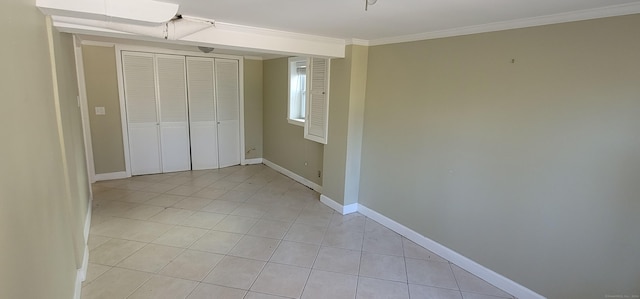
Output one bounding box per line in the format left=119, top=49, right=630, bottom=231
left=368, top=2, right=640, bottom=46
left=346, top=39, right=370, bottom=46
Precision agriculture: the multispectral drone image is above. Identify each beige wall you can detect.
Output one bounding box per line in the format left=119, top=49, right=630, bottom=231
left=263, top=58, right=323, bottom=185
left=0, top=1, right=90, bottom=298
left=359, top=15, right=640, bottom=298
left=82, top=45, right=126, bottom=174
left=244, top=59, right=264, bottom=159
left=322, top=45, right=369, bottom=205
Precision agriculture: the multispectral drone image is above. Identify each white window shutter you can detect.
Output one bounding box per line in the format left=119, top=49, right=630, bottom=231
left=156, top=54, right=188, bottom=122
left=304, top=57, right=330, bottom=144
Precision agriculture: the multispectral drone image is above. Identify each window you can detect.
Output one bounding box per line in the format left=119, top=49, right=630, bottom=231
left=288, top=57, right=307, bottom=126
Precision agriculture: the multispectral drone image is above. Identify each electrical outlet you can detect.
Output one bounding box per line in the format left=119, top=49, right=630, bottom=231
left=318, top=170, right=321, bottom=178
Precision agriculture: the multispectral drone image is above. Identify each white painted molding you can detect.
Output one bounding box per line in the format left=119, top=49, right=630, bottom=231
left=262, top=159, right=322, bottom=193
left=369, top=2, right=640, bottom=46
left=37, top=0, right=178, bottom=24
left=357, top=204, right=544, bottom=299
left=74, top=200, right=92, bottom=299
left=346, top=39, right=370, bottom=46
left=51, top=17, right=346, bottom=58
left=320, top=194, right=358, bottom=215
left=244, top=158, right=264, bottom=165
left=243, top=56, right=264, bottom=61
left=94, top=171, right=128, bottom=181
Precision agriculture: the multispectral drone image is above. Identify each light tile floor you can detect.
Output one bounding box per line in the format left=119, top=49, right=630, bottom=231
left=82, top=164, right=515, bottom=299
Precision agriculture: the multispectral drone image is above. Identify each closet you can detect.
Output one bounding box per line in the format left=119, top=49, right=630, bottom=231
left=121, top=51, right=240, bottom=175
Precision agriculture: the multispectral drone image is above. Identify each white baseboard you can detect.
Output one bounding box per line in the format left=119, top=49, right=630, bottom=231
left=320, top=194, right=359, bottom=215
left=243, top=158, right=264, bottom=165
left=357, top=204, right=544, bottom=299
left=262, top=159, right=322, bottom=193
left=74, top=200, right=92, bottom=299
left=94, top=171, right=128, bottom=181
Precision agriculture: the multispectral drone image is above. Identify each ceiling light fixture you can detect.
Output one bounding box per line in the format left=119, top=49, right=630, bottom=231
left=365, top=0, right=377, bottom=11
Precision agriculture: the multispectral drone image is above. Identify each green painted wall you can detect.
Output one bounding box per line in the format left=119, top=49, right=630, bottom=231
left=263, top=58, right=324, bottom=186
left=359, top=15, right=640, bottom=298
left=0, top=1, right=90, bottom=297
left=244, top=59, right=264, bottom=159
left=82, top=45, right=126, bottom=174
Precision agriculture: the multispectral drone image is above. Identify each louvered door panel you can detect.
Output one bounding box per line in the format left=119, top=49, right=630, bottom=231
left=122, top=52, right=161, bottom=175
left=156, top=54, right=191, bottom=172
left=214, top=58, right=240, bottom=167
left=186, top=57, right=219, bottom=170
left=304, top=57, right=330, bottom=144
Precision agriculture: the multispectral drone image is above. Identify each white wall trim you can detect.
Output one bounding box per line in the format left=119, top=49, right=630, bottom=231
left=357, top=204, right=544, bottom=299
left=243, top=158, right=264, bottom=165
left=74, top=200, right=92, bottom=299
left=73, top=36, right=96, bottom=184
left=320, top=194, right=358, bottom=215
left=368, top=2, right=640, bottom=46
left=94, top=171, right=128, bottom=181
left=262, top=159, right=322, bottom=193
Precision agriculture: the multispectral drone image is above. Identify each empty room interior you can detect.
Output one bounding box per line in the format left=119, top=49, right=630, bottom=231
left=2, top=0, right=640, bottom=298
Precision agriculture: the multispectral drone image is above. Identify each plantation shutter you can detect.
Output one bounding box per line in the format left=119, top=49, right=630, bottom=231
left=304, top=57, right=330, bottom=144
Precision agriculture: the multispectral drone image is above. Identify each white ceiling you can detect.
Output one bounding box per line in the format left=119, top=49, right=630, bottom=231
left=174, top=0, right=640, bottom=42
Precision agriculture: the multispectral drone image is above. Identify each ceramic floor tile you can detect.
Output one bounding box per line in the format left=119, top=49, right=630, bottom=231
left=128, top=275, right=198, bottom=299
left=295, top=210, right=333, bottom=227
left=159, top=249, right=224, bottom=281
left=410, top=284, right=463, bottom=299
left=117, top=243, right=184, bottom=273
left=322, top=228, right=364, bottom=251
left=250, top=263, right=311, bottom=298
left=80, top=267, right=151, bottom=299
left=87, top=235, right=111, bottom=251
left=231, top=203, right=270, bottom=218
left=148, top=208, right=195, bottom=225
left=141, top=182, right=180, bottom=193
left=189, top=230, right=243, bottom=254
left=402, top=238, right=448, bottom=263
left=461, top=292, right=514, bottom=299
left=313, top=246, right=361, bottom=276
left=355, top=277, right=409, bottom=299
left=247, top=219, right=291, bottom=239
left=301, top=269, right=357, bottom=299
left=119, top=191, right=160, bottom=203
left=359, top=252, right=407, bottom=282
left=451, top=265, right=513, bottom=298
left=213, top=215, right=258, bottom=234
left=201, top=200, right=241, bottom=214
left=173, top=197, right=214, bottom=211
left=283, top=223, right=326, bottom=245
left=144, top=194, right=186, bottom=207
left=187, top=283, right=247, bottom=299
left=228, top=235, right=280, bottom=261
left=218, top=190, right=256, bottom=202
left=193, top=187, right=229, bottom=199
left=244, top=292, right=291, bottom=299
left=152, top=226, right=208, bottom=248
left=362, top=228, right=404, bottom=257
left=406, top=258, right=459, bottom=290
left=270, top=241, right=320, bottom=268
left=89, top=239, right=146, bottom=266
left=82, top=263, right=111, bottom=285
left=120, top=204, right=165, bottom=220
left=203, top=256, right=265, bottom=289
left=180, top=211, right=226, bottom=229
left=165, top=185, right=203, bottom=196
left=262, top=206, right=302, bottom=222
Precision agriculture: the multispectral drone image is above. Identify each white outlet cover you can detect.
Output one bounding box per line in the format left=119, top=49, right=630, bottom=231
left=95, top=107, right=106, bottom=115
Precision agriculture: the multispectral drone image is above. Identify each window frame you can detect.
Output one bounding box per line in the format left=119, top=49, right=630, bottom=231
left=287, top=56, right=308, bottom=126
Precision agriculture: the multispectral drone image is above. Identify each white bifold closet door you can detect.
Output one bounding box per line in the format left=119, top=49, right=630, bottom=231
left=186, top=57, right=240, bottom=169
left=215, top=58, right=241, bottom=168
left=122, top=52, right=190, bottom=175
left=186, top=57, right=219, bottom=170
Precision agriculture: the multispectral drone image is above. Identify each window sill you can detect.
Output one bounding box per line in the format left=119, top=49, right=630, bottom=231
left=287, top=118, right=305, bottom=127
